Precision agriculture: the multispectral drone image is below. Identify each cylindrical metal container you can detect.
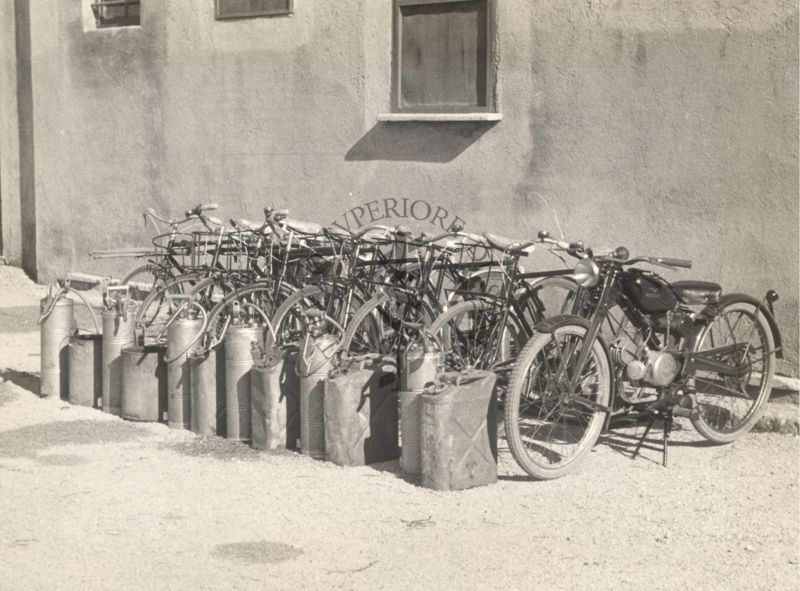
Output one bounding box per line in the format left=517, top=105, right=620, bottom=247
left=297, top=333, right=339, bottom=460
left=121, top=344, right=166, bottom=422
left=68, top=333, right=102, bottom=408
left=399, top=342, right=442, bottom=475
left=102, top=305, right=136, bottom=415
left=191, top=348, right=226, bottom=436
left=421, top=370, right=498, bottom=491
left=166, top=316, right=203, bottom=430
left=40, top=296, right=76, bottom=399
left=224, top=324, right=261, bottom=442
left=251, top=349, right=286, bottom=451
left=324, top=356, right=399, bottom=467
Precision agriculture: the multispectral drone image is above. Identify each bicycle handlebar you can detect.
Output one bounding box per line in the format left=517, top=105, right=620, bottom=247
left=144, top=203, right=221, bottom=230
left=536, top=230, right=586, bottom=255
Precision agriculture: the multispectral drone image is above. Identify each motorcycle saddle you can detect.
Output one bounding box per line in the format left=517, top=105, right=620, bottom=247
left=671, top=281, right=721, bottom=305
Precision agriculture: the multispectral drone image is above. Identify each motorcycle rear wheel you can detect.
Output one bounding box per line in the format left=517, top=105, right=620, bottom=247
left=690, top=301, right=775, bottom=443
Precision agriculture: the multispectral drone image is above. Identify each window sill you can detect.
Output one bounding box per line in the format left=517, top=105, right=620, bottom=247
left=377, top=113, right=502, bottom=122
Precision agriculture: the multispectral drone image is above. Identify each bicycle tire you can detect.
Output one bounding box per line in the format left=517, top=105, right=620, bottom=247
left=428, top=299, right=526, bottom=373
left=340, top=292, right=436, bottom=357
left=135, top=272, right=203, bottom=335
left=269, top=284, right=365, bottom=347
left=504, top=322, right=611, bottom=480
left=202, top=281, right=285, bottom=352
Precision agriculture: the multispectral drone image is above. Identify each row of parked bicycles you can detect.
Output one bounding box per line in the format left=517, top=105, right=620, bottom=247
left=90, top=203, right=783, bottom=479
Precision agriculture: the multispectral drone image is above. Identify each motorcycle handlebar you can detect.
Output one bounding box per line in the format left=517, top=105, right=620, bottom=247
left=652, top=257, right=692, bottom=269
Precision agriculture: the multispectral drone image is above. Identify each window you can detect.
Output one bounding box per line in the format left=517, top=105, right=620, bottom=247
left=215, top=0, right=293, bottom=20
left=91, top=0, right=140, bottom=28
left=392, top=0, right=495, bottom=113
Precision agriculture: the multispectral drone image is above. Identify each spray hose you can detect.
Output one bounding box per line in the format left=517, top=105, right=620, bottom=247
left=38, top=282, right=101, bottom=335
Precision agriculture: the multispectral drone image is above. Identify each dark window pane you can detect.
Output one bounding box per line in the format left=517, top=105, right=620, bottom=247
left=92, top=0, right=140, bottom=27
left=399, top=0, right=487, bottom=109
left=216, top=0, right=293, bottom=19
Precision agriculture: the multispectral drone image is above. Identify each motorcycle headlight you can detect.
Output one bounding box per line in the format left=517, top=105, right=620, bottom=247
left=573, top=259, right=600, bottom=288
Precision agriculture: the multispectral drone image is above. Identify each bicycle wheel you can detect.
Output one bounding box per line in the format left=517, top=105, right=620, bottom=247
left=202, top=282, right=282, bottom=350
left=121, top=264, right=166, bottom=302
left=504, top=323, right=611, bottom=480
left=428, top=300, right=526, bottom=373
left=690, top=300, right=775, bottom=443
left=135, top=273, right=203, bottom=338
left=525, top=276, right=580, bottom=318
left=269, top=284, right=364, bottom=347
left=340, top=292, right=435, bottom=357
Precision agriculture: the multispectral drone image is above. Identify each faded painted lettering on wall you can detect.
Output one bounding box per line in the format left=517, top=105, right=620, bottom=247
left=331, top=199, right=466, bottom=232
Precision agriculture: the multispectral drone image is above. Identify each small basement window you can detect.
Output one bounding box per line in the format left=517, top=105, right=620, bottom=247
left=215, top=0, right=293, bottom=20
left=392, top=0, right=496, bottom=114
left=91, top=0, right=140, bottom=28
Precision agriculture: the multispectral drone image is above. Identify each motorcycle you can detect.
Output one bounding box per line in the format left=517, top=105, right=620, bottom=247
left=503, top=235, right=783, bottom=480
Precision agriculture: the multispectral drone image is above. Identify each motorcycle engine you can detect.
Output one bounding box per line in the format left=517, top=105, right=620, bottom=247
left=626, top=351, right=680, bottom=387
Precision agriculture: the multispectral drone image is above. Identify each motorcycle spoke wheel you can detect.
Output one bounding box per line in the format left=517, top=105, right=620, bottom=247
left=504, top=324, right=610, bottom=480
left=691, top=302, right=775, bottom=443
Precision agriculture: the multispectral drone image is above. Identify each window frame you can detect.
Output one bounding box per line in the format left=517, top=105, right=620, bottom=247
left=391, top=0, right=497, bottom=114
left=215, top=0, right=294, bottom=20
left=90, top=0, right=141, bottom=29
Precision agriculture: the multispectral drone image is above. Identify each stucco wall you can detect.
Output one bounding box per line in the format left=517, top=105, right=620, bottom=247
left=3, top=0, right=798, bottom=369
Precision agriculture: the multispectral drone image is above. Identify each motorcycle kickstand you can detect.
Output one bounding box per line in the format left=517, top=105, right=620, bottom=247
left=632, top=413, right=657, bottom=461
left=662, top=409, right=674, bottom=468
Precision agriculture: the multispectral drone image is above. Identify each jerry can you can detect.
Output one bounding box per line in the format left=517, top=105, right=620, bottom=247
left=421, top=370, right=498, bottom=491
left=224, top=323, right=261, bottom=442
left=399, top=335, right=442, bottom=475
left=251, top=346, right=289, bottom=451
left=282, top=346, right=301, bottom=451
left=40, top=295, right=76, bottom=399
left=68, top=333, right=102, bottom=408
left=191, top=348, right=226, bottom=436
left=324, top=355, right=399, bottom=467
left=121, top=344, right=167, bottom=422
left=102, top=294, right=137, bottom=415
left=297, top=332, right=339, bottom=460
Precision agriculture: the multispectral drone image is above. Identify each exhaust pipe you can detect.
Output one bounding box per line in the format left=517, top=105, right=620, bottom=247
left=672, top=392, right=698, bottom=419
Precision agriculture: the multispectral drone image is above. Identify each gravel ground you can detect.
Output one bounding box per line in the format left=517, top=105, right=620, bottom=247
left=0, top=265, right=798, bottom=590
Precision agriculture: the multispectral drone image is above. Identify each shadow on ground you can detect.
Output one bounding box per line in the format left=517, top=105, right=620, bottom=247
left=0, top=419, right=148, bottom=459
left=158, top=435, right=295, bottom=462
left=1, top=369, right=39, bottom=395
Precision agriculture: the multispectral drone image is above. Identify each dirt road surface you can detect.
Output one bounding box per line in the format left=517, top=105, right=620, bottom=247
left=1, top=266, right=798, bottom=590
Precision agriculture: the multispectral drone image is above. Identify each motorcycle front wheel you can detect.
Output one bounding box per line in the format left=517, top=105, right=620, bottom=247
left=504, top=323, right=611, bottom=480
left=690, top=300, right=775, bottom=443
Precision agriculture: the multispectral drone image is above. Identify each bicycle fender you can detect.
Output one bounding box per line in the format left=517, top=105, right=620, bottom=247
left=533, top=314, right=592, bottom=333
left=716, top=293, right=784, bottom=359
